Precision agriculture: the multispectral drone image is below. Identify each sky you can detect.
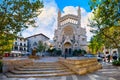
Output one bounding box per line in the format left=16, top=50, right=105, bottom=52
left=21, top=0, right=94, bottom=41
left=55, top=0, right=91, bottom=12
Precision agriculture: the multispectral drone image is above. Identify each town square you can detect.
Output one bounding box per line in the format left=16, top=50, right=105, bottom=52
left=0, top=0, right=120, bottom=80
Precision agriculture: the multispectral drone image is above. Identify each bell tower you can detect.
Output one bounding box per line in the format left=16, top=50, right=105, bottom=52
left=78, top=6, right=81, bottom=27
left=58, top=10, right=61, bottom=28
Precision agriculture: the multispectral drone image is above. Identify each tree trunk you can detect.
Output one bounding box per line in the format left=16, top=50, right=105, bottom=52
left=0, top=58, right=3, bottom=73
left=0, top=54, right=3, bottom=60
left=117, top=47, right=120, bottom=58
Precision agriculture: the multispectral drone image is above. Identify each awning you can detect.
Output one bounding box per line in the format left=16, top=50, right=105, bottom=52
left=11, top=51, right=21, bottom=54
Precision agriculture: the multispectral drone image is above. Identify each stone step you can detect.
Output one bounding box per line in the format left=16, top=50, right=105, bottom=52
left=24, top=63, right=62, bottom=66
left=10, top=69, right=70, bottom=74
left=19, top=66, right=67, bottom=69
left=22, top=62, right=63, bottom=67
left=21, top=65, right=66, bottom=68
left=73, top=63, right=99, bottom=68
left=33, top=62, right=60, bottom=65
left=34, top=62, right=59, bottom=63
left=15, top=67, right=68, bottom=71
left=6, top=71, right=75, bottom=78
left=24, top=64, right=63, bottom=66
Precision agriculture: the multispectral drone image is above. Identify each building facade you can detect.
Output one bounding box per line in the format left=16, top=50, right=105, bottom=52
left=27, top=33, right=50, bottom=53
left=12, top=37, right=28, bottom=56
left=54, top=7, right=87, bottom=55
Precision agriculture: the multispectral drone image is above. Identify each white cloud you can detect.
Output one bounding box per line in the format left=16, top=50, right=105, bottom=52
left=62, top=6, right=78, bottom=16
left=81, top=8, right=94, bottom=41
left=22, top=0, right=58, bottom=39
left=22, top=1, right=93, bottom=41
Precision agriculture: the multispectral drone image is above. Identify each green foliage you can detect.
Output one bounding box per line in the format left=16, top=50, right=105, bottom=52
left=47, top=48, right=55, bottom=53
left=81, top=49, right=87, bottom=54
left=72, top=49, right=84, bottom=56
left=102, top=27, right=120, bottom=48
left=118, top=57, right=120, bottom=61
left=88, top=34, right=104, bottom=54
left=54, top=49, right=62, bottom=56
left=47, top=48, right=57, bottom=56
left=89, top=0, right=120, bottom=57
left=73, top=50, right=79, bottom=56
left=73, top=50, right=78, bottom=56
left=89, top=0, right=120, bottom=45
left=47, top=48, right=62, bottom=56
left=89, top=0, right=120, bottom=27
left=0, top=0, right=43, bottom=34
left=0, top=0, right=43, bottom=58
left=47, top=48, right=51, bottom=53
left=37, top=41, right=46, bottom=53
left=112, top=60, right=120, bottom=66
left=0, top=33, right=14, bottom=58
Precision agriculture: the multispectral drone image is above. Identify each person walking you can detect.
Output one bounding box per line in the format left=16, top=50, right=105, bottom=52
left=107, top=54, right=111, bottom=63
left=113, top=53, right=118, bottom=60
left=65, top=53, right=67, bottom=59
left=112, top=51, right=117, bottom=60
left=64, top=49, right=67, bottom=59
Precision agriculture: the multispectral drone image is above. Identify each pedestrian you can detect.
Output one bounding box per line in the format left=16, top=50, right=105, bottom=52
left=107, top=54, right=110, bottom=63
left=112, top=52, right=118, bottom=61
left=103, top=56, right=105, bottom=62
left=65, top=53, right=67, bottom=59
left=114, top=55, right=117, bottom=60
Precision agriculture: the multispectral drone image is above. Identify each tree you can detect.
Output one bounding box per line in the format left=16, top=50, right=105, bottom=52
left=53, top=49, right=62, bottom=56
left=88, top=34, right=104, bottom=54
left=89, top=0, right=120, bottom=57
left=47, top=48, right=56, bottom=56
left=37, top=41, right=46, bottom=54
left=0, top=0, right=43, bottom=58
left=81, top=49, right=87, bottom=55
left=0, top=33, right=14, bottom=59
left=56, top=50, right=62, bottom=56
left=73, top=49, right=83, bottom=56
left=101, top=27, right=120, bottom=48
left=89, top=0, right=120, bottom=27
left=0, top=0, right=43, bottom=33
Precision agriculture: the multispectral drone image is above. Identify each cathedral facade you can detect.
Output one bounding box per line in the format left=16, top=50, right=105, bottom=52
left=54, top=7, right=87, bottom=55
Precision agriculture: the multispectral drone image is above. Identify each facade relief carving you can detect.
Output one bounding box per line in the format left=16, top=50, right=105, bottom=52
left=54, top=6, right=87, bottom=55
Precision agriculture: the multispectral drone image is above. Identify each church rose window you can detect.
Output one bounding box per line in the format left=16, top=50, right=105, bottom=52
left=63, top=26, right=73, bottom=36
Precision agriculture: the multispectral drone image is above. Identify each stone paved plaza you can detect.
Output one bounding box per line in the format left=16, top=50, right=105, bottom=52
left=0, top=57, right=120, bottom=80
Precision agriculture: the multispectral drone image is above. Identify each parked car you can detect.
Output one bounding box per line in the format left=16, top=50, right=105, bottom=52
left=97, top=56, right=103, bottom=62
left=84, top=53, right=102, bottom=62
left=84, top=53, right=95, bottom=58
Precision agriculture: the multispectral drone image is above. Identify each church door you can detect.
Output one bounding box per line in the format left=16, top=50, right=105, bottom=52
left=64, top=42, right=72, bottom=56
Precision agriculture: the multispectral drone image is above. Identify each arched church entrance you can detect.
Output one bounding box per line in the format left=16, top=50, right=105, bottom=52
left=64, top=42, right=72, bottom=55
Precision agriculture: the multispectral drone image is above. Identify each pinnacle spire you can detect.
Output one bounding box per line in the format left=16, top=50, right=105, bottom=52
left=78, top=6, right=81, bottom=17
left=58, top=9, right=61, bottom=18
